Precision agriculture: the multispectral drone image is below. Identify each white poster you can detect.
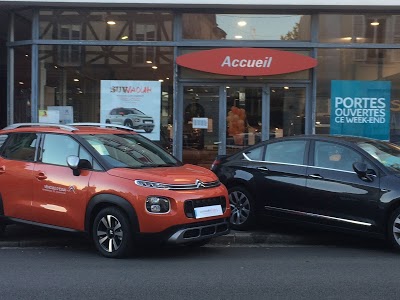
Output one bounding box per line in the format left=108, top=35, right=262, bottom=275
left=39, top=110, right=60, bottom=124
left=100, top=80, right=161, bottom=140
left=47, top=106, right=74, bottom=124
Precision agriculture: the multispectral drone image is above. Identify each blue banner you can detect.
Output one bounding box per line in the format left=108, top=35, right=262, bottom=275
left=330, top=80, right=391, bottom=140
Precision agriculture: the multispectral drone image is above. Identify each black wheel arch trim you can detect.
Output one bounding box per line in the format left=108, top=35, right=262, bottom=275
left=85, top=194, right=140, bottom=234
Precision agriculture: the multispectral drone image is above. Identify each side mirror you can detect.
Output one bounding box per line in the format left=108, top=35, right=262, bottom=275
left=67, top=155, right=92, bottom=176
left=67, top=155, right=80, bottom=170
left=353, top=162, right=375, bottom=182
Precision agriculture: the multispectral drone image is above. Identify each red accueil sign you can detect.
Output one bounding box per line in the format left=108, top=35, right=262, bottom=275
left=176, top=48, right=318, bottom=76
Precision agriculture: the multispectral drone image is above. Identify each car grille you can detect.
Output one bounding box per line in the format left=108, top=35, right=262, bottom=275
left=184, top=196, right=227, bottom=218
left=167, top=180, right=220, bottom=190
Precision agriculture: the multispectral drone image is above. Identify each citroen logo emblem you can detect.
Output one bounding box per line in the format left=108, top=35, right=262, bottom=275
left=195, top=179, right=206, bottom=189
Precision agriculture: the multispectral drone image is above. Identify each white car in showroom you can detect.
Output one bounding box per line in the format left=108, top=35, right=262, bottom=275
left=105, top=107, right=155, bottom=133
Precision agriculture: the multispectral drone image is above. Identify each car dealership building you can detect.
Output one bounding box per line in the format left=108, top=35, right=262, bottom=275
left=0, top=0, right=399, bottom=166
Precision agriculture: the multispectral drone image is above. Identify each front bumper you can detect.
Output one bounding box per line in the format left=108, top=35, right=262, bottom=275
left=167, top=218, right=230, bottom=244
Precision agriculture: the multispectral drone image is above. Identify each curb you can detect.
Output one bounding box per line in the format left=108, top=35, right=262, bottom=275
left=0, top=224, right=328, bottom=248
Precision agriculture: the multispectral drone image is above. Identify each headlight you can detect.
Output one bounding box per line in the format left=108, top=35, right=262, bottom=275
left=146, top=196, right=170, bottom=213
left=135, top=180, right=169, bottom=189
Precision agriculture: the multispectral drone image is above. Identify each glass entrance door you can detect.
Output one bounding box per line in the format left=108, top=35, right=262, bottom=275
left=226, top=86, right=263, bottom=156
left=179, top=84, right=308, bottom=166
left=182, top=86, right=220, bottom=167
left=269, top=86, right=307, bottom=138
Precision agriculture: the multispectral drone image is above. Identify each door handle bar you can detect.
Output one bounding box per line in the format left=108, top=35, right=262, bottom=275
left=257, top=167, right=269, bottom=171
left=308, top=174, right=323, bottom=179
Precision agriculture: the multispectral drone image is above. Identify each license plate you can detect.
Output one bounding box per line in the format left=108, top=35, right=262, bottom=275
left=194, top=205, right=223, bottom=219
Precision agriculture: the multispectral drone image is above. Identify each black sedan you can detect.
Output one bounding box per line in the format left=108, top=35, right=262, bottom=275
left=211, top=135, right=400, bottom=250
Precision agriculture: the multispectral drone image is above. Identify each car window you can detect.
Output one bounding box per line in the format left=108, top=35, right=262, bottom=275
left=41, top=134, right=80, bottom=166
left=82, top=133, right=180, bottom=168
left=358, top=141, right=400, bottom=172
left=2, top=133, right=38, bottom=162
left=314, top=141, right=362, bottom=172
left=244, top=145, right=264, bottom=161
left=0, top=134, right=8, bottom=150
left=264, top=140, right=306, bottom=165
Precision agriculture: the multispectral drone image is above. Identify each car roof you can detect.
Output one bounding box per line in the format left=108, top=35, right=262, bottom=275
left=271, top=134, right=385, bottom=144
left=0, top=123, right=139, bottom=135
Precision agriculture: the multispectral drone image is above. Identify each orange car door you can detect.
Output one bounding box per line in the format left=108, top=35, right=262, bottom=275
left=0, top=132, right=38, bottom=221
left=31, top=133, right=92, bottom=230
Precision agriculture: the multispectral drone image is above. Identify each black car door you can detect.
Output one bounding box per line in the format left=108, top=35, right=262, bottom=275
left=246, top=139, right=310, bottom=214
left=305, top=140, right=381, bottom=231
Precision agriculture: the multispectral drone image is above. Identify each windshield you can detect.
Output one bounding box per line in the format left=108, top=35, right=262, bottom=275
left=81, top=134, right=180, bottom=168
left=358, top=141, right=400, bottom=172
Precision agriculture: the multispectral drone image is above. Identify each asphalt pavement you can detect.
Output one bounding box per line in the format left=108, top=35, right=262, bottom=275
left=0, top=221, right=388, bottom=250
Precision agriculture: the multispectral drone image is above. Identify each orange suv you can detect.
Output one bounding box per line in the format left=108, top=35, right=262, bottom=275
left=0, top=123, right=230, bottom=258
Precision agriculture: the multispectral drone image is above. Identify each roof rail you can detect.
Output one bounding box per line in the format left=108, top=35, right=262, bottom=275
left=3, top=123, right=77, bottom=131
left=67, top=123, right=136, bottom=131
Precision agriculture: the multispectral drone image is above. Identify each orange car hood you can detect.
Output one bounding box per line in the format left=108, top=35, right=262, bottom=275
left=107, top=164, right=218, bottom=184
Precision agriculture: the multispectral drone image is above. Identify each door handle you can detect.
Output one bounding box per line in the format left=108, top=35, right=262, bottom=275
left=36, top=172, right=47, bottom=180
left=0, top=166, right=5, bottom=174
left=257, top=167, right=269, bottom=171
left=308, top=174, right=323, bottom=179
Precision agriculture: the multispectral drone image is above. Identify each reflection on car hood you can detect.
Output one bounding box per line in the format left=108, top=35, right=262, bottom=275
left=107, top=164, right=218, bottom=184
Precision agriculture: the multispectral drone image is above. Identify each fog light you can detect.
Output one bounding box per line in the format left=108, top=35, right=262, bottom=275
left=146, top=196, right=170, bottom=213
left=151, top=205, right=161, bottom=213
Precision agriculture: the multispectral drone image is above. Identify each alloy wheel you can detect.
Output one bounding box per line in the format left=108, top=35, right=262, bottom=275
left=229, top=190, right=251, bottom=226
left=392, top=214, right=400, bottom=246
left=96, top=214, right=124, bottom=253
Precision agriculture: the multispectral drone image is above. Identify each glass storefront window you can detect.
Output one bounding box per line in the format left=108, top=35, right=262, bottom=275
left=182, top=86, right=219, bottom=167
left=319, top=14, right=400, bottom=44
left=14, top=10, right=33, bottom=41
left=39, top=10, right=173, bottom=41
left=270, top=86, right=306, bottom=137
left=182, top=14, right=311, bottom=41
left=14, top=46, right=32, bottom=123
left=316, top=48, right=400, bottom=142
left=38, top=45, right=173, bottom=150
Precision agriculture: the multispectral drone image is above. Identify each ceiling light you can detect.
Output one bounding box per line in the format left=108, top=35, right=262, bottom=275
left=121, top=36, right=128, bottom=40
left=19, top=81, right=24, bottom=85
left=166, top=77, right=170, bottom=80
left=234, top=35, right=243, bottom=39
left=238, top=21, right=247, bottom=27
left=158, top=79, right=164, bottom=82
left=107, top=20, right=116, bottom=25
left=284, top=86, right=289, bottom=90
left=74, top=78, right=79, bottom=82
left=370, top=20, right=379, bottom=26
left=146, top=60, right=152, bottom=64
left=152, top=66, right=158, bottom=69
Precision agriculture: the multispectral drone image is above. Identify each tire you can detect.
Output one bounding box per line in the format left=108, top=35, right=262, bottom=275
left=388, top=207, right=400, bottom=251
left=228, top=186, right=255, bottom=231
left=124, top=120, right=133, bottom=128
left=105, top=119, right=111, bottom=124
left=92, top=207, right=134, bottom=258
